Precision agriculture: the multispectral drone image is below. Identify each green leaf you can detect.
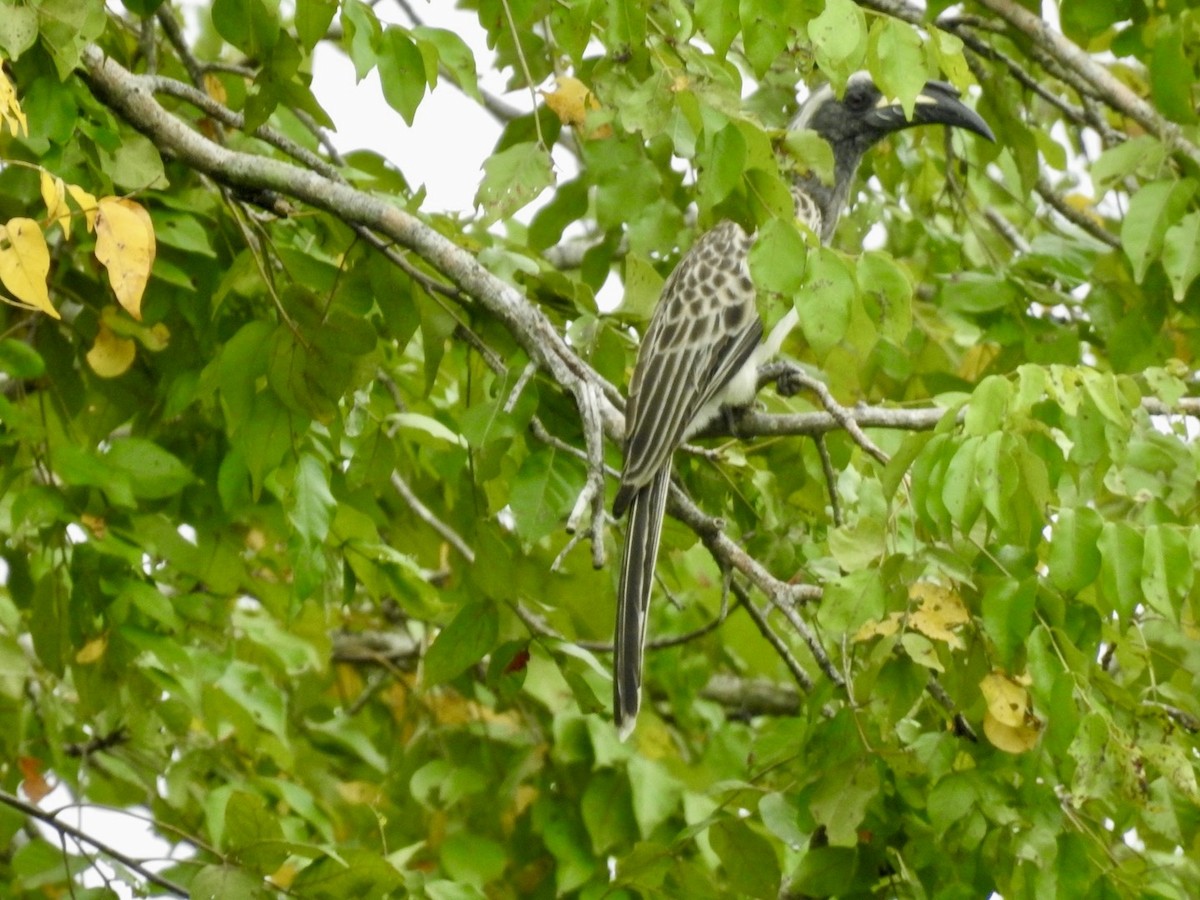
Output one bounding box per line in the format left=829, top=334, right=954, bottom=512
left=927, top=27, right=971, bottom=89
left=964, top=375, right=1012, bottom=435
left=808, top=0, right=867, bottom=87
left=868, top=18, right=929, bottom=117
left=695, top=0, right=739, bottom=58
left=941, top=437, right=982, bottom=532
left=619, top=253, right=666, bottom=320
left=215, top=661, right=289, bottom=741
left=295, top=0, right=338, bottom=51
left=790, top=846, right=858, bottom=896
left=1097, top=521, right=1143, bottom=622
left=1162, top=211, right=1200, bottom=301
left=981, top=579, right=1036, bottom=669
left=1122, top=179, right=1198, bottom=282
left=509, top=446, right=582, bottom=543
left=749, top=218, right=809, bottom=295
left=289, top=454, right=335, bottom=547
left=0, top=339, right=44, bottom=378
left=627, top=756, right=680, bottom=838
left=781, top=128, right=836, bottom=186
left=439, top=831, right=507, bottom=889
left=698, top=122, right=747, bottom=211
left=474, top=141, right=554, bottom=223
left=740, top=0, right=791, bottom=76
left=340, top=0, right=381, bottom=80
left=1141, top=524, right=1191, bottom=620
left=378, top=26, right=428, bottom=125
left=35, top=0, right=107, bottom=78
left=581, top=770, right=636, bottom=853
left=857, top=251, right=912, bottom=343
left=0, top=5, right=38, bottom=59
left=1150, top=21, right=1197, bottom=125
left=424, top=601, right=499, bottom=685
left=709, top=819, right=781, bottom=899
left=212, top=0, right=280, bottom=58
left=100, top=131, right=167, bottom=191
left=1046, top=507, right=1103, bottom=594
left=189, top=865, right=266, bottom=900
left=414, top=26, right=481, bottom=102
left=797, top=247, right=855, bottom=358
left=809, top=760, right=879, bottom=846
left=290, top=849, right=403, bottom=896
left=104, top=438, right=194, bottom=500
left=1091, top=135, right=1166, bottom=195
left=223, top=791, right=287, bottom=872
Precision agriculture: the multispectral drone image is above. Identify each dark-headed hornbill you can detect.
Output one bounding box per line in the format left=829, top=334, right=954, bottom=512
left=612, top=71, right=994, bottom=738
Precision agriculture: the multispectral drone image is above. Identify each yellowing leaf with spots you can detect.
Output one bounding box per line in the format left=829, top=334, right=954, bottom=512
left=909, top=582, right=969, bottom=649
left=980, top=672, right=1041, bottom=753
left=96, top=197, right=156, bottom=320
left=86, top=322, right=137, bottom=378
left=0, top=68, right=28, bottom=137
left=853, top=611, right=902, bottom=642
left=68, top=184, right=99, bottom=232
left=0, top=218, right=58, bottom=319
left=40, top=171, right=72, bottom=239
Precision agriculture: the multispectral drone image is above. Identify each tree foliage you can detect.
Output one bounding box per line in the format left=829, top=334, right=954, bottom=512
left=1, top=0, right=1199, bottom=897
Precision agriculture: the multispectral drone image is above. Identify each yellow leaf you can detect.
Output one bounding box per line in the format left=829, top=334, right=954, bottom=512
left=203, top=72, right=228, bottom=106
left=75, top=635, right=108, bottom=665
left=40, top=171, right=72, bottom=239
left=543, top=75, right=594, bottom=126
left=0, top=68, right=28, bottom=137
left=853, top=611, right=903, bottom=642
left=336, top=781, right=383, bottom=805
left=909, top=582, right=969, bottom=649
left=0, top=218, right=58, bottom=318
left=95, top=197, right=156, bottom=320
left=86, top=323, right=137, bottom=378
left=542, top=75, right=611, bottom=139
left=957, top=341, right=1000, bottom=382
left=980, top=672, right=1041, bottom=752
left=67, top=184, right=99, bottom=232
left=983, top=709, right=1041, bottom=753
left=80, top=513, right=108, bottom=539
left=979, top=672, right=1030, bottom=727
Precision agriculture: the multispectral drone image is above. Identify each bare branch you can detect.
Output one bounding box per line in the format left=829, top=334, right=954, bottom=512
left=0, top=790, right=190, bottom=897
left=390, top=471, right=476, bottom=563
left=973, top=0, right=1200, bottom=167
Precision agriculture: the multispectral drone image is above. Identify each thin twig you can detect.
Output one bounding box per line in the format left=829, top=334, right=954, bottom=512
left=1036, top=175, right=1121, bottom=249
left=498, top=0, right=546, bottom=150
left=760, top=362, right=890, bottom=465
left=731, top=581, right=813, bottom=692
left=925, top=677, right=979, bottom=742
left=0, top=790, right=190, bottom=897
left=390, top=471, right=476, bottom=562
left=813, top=434, right=842, bottom=527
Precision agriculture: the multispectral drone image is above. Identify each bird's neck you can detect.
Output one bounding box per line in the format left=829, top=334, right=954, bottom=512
left=791, top=152, right=865, bottom=245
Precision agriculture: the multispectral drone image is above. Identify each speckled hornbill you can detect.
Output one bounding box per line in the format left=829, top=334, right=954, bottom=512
left=613, top=72, right=994, bottom=737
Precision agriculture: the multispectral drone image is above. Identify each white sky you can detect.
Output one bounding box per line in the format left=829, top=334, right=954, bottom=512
left=308, top=2, right=529, bottom=213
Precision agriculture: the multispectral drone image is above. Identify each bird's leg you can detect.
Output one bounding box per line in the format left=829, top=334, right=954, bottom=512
left=720, top=403, right=753, bottom=438
left=756, top=358, right=809, bottom=397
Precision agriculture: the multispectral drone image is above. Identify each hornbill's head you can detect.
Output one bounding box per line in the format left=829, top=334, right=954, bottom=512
left=793, top=71, right=995, bottom=163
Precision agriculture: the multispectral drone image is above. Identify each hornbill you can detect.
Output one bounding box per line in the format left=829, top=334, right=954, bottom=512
left=612, top=72, right=994, bottom=738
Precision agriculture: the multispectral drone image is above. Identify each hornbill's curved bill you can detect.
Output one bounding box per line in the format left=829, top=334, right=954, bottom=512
left=612, top=72, right=994, bottom=739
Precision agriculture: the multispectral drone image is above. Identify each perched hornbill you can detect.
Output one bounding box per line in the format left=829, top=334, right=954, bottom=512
left=612, top=72, right=994, bottom=738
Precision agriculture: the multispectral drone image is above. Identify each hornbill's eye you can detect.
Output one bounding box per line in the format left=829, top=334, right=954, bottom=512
left=844, top=84, right=873, bottom=112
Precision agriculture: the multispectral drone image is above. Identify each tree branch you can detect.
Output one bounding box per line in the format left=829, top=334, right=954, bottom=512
left=973, top=0, right=1200, bottom=167
left=0, top=790, right=190, bottom=897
